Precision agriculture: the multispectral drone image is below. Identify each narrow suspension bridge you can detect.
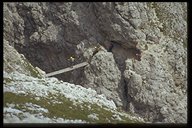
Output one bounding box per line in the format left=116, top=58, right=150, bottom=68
left=46, top=62, right=88, bottom=77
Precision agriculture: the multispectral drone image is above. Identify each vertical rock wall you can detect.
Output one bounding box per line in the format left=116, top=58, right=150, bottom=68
left=3, top=2, right=187, bottom=123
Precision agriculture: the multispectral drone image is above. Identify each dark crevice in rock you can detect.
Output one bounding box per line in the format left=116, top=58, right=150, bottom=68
left=115, top=57, right=129, bottom=112
left=99, top=39, right=143, bottom=112
left=3, top=2, right=187, bottom=123
left=119, top=76, right=131, bottom=111
left=15, top=42, right=77, bottom=81
left=16, top=5, right=36, bottom=36
left=101, top=40, right=132, bottom=111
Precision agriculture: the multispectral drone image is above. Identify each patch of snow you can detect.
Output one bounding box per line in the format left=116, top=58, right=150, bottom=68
left=4, top=114, right=21, bottom=123
left=4, top=107, right=23, bottom=114
left=7, top=103, right=15, bottom=108
left=4, top=71, right=145, bottom=123
left=4, top=106, right=87, bottom=123
left=88, top=113, right=99, bottom=120
left=24, top=103, right=48, bottom=113
left=4, top=72, right=117, bottom=110
left=18, top=91, right=25, bottom=94
left=51, top=100, right=63, bottom=104
left=4, top=71, right=11, bottom=79
left=35, top=97, right=40, bottom=101
left=113, top=110, right=145, bottom=122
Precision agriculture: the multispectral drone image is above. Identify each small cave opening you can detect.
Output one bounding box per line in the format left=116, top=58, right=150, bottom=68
left=102, top=40, right=142, bottom=112
left=119, top=76, right=131, bottom=111
left=14, top=41, right=87, bottom=85
left=14, top=39, right=142, bottom=113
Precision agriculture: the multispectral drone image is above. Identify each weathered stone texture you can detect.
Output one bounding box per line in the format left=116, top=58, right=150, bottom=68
left=3, top=2, right=187, bottom=123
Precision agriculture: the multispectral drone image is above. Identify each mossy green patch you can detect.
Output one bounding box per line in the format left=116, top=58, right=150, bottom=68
left=4, top=92, right=141, bottom=123
left=22, top=58, right=41, bottom=78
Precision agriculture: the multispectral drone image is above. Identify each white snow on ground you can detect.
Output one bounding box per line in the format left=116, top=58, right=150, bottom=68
left=4, top=106, right=87, bottom=123
left=4, top=71, right=145, bottom=123
left=24, top=103, right=49, bottom=113
left=4, top=71, right=117, bottom=110
left=88, top=113, right=99, bottom=120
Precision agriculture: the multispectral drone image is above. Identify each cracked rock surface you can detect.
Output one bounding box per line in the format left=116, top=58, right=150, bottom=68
left=4, top=2, right=187, bottom=123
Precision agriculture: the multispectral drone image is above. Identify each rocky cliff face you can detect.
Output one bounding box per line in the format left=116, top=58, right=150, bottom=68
left=4, top=41, right=143, bottom=123
left=3, top=2, right=187, bottom=123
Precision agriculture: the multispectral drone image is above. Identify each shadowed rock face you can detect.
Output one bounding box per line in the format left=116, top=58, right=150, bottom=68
left=135, top=48, right=142, bottom=61
left=3, top=2, right=187, bottom=123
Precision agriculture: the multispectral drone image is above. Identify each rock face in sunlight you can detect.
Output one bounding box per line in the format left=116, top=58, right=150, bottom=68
left=83, top=46, right=122, bottom=107
left=3, top=2, right=187, bottom=123
left=3, top=57, right=143, bottom=123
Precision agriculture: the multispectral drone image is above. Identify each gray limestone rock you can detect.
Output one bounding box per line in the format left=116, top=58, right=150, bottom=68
left=3, top=39, right=43, bottom=78
left=83, top=46, right=122, bottom=107
left=3, top=2, right=187, bottom=123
